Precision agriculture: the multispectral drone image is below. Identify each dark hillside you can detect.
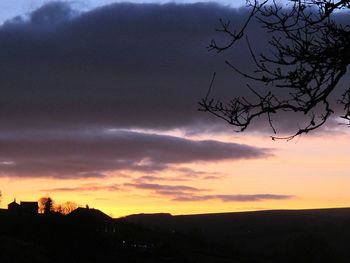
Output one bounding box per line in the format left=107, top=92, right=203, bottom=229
left=0, top=208, right=238, bottom=263
left=2, top=207, right=350, bottom=262
left=124, top=208, right=350, bottom=262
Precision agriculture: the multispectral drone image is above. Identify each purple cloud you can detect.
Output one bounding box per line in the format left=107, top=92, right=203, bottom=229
left=0, top=2, right=344, bottom=136
left=42, top=184, right=120, bottom=192
left=125, top=182, right=202, bottom=193
left=125, top=182, right=294, bottom=202
left=173, top=194, right=295, bottom=202
left=0, top=129, right=271, bottom=178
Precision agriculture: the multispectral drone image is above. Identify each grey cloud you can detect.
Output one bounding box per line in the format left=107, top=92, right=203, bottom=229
left=30, top=2, right=79, bottom=26
left=125, top=181, right=295, bottom=202
left=173, top=194, right=295, bottom=202
left=134, top=175, right=189, bottom=182
left=125, top=182, right=202, bottom=192
left=42, top=184, right=120, bottom=192
left=38, top=165, right=293, bottom=203
left=0, top=2, right=346, bottom=137
left=1, top=1, right=317, bottom=135
left=202, top=175, right=223, bottom=180
left=172, top=167, right=218, bottom=178
left=0, top=129, right=271, bottom=178
left=125, top=182, right=204, bottom=197
left=134, top=167, right=222, bottom=182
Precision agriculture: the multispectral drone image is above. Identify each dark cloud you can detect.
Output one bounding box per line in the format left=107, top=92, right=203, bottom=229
left=0, top=129, right=271, bottom=178
left=133, top=167, right=222, bottom=182
left=0, top=2, right=244, bottom=132
left=173, top=194, right=295, bottom=202
left=202, top=175, right=223, bottom=180
left=29, top=2, right=79, bottom=26
left=0, top=2, right=346, bottom=136
left=125, top=182, right=202, bottom=192
left=134, top=175, right=189, bottom=182
left=42, top=184, right=120, bottom=192
left=3, top=1, right=332, bottom=136
left=42, top=180, right=294, bottom=203
left=172, top=167, right=218, bottom=178
left=125, top=181, right=294, bottom=202
left=125, top=182, right=204, bottom=199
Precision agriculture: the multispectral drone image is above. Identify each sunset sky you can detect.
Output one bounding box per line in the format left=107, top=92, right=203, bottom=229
left=0, top=0, right=349, bottom=217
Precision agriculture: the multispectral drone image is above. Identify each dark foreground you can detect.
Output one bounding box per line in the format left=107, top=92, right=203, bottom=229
left=1, top=207, right=350, bottom=262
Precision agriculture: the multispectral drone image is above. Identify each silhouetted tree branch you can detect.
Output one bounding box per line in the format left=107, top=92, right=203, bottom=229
left=200, top=0, right=350, bottom=140
left=39, top=196, right=54, bottom=214
left=60, top=201, right=78, bottom=215
left=39, top=196, right=78, bottom=215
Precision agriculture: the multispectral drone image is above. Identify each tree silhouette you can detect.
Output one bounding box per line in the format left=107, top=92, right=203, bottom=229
left=44, top=197, right=53, bottom=214
left=61, top=201, right=78, bottom=215
left=39, top=196, right=54, bottom=214
left=200, top=0, right=350, bottom=140
left=39, top=196, right=78, bottom=215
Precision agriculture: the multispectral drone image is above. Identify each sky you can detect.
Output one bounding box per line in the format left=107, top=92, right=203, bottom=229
left=0, top=0, right=349, bottom=217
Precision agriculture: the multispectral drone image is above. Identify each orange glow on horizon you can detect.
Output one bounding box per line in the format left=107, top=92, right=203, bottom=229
left=1, top=132, right=350, bottom=218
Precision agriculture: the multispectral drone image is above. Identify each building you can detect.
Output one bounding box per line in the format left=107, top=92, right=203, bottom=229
left=8, top=199, right=21, bottom=212
left=20, top=201, right=39, bottom=215
left=8, top=199, right=38, bottom=215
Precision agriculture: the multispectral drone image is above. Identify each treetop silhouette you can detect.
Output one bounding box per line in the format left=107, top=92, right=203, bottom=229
left=200, top=0, right=350, bottom=140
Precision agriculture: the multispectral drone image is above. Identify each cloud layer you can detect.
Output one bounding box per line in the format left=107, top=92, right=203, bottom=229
left=0, top=2, right=241, bottom=132
left=43, top=181, right=294, bottom=203
left=0, top=129, right=271, bottom=178
left=173, top=194, right=295, bottom=202
left=0, top=1, right=347, bottom=137
left=126, top=182, right=294, bottom=202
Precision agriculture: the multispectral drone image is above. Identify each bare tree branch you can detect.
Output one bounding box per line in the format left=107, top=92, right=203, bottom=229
left=200, top=0, right=350, bottom=140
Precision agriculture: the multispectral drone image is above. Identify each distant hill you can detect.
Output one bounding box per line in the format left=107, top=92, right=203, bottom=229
left=2, top=207, right=350, bottom=262
left=0, top=207, right=237, bottom=263
left=123, top=207, right=350, bottom=232
left=123, top=207, right=350, bottom=230
left=123, top=208, right=350, bottom=262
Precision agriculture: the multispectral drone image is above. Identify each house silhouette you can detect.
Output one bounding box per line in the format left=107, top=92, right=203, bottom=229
left=8, top=199, right=38, bottom=215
